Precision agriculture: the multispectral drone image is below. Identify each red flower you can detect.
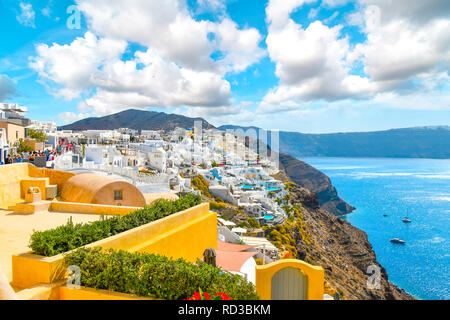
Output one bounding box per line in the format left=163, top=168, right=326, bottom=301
left=214, top=293, right=231, bottom=300
left=184, top=291, right=232, bottom=300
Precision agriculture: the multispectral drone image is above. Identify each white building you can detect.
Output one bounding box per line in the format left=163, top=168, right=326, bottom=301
left=0, top=128, right=9, bottom=163
left=141, top=130, right=161, bottom=140
left=27, top=120, right=57, bottom=134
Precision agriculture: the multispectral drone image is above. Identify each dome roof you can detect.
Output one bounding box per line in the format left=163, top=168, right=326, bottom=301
left=60, top=173, right=146, bottom=207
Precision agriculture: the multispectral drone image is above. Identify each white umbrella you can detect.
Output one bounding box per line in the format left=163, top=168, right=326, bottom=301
left=231, top=227, right=247, bottom=234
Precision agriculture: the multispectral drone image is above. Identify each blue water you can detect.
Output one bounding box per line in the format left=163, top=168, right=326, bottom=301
left=302, top=157, right=450, bottom=300
left=264, top=215, right=275, bottom=220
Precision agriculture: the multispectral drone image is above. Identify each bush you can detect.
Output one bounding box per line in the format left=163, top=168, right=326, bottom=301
left=64, top=247, right=260, bottom=300
left=191, top=175, right=213, bottom=198
left=248, top=217, right=260, bottom=229
left=209, top=201, right=228, bottom=210
left=29, top=193, right=202, bottom=257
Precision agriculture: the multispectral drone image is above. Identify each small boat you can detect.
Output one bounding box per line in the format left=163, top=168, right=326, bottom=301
left=390, top=238, right=406, bottom=244
left=402, top=217, right=412, bottom=223
left=383, top=214, right=388, bottom=217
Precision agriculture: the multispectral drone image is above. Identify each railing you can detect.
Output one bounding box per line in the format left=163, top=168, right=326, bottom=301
left=55, top=158, right=169, bottom=184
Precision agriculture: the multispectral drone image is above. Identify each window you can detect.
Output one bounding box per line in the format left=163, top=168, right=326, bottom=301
left=114, top=190, right=123, bottom=201
left=16, top=131, right=19, bottom=139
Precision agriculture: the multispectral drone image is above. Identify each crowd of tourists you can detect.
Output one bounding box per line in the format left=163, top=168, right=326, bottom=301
left=1, top=149, right=58, bottom=166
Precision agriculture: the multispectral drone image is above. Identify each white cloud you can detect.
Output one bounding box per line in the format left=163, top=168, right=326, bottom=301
left=0, top=74, right=16, bottom=100
left=196, top=0, right=227, bottom=14
left=16, top=2, right=35, bottom=28
left=258, top=0, right=450, bottom=114
left=31, top=0, right=264, bottom=119
left=30, top=32, right=127, bottom=100
left=76, top=0, right=263, bottom=73
left=352, top=2, right=450, bottom=89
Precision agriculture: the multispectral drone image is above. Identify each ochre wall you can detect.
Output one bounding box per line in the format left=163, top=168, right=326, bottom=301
left=59, top=286, right=154, bottom=300
left=0, top=164, right=76, bottom=208
left=50, top=201, right=141, bottom=216
left=12, top=203, right=216, bottom=289
left=0, top=163, right=31, bottom=208
left=255, top=259, right=324, bottom=300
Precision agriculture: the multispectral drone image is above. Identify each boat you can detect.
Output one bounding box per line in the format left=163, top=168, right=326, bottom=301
left=402, top=217, right=412, bottom=223
left=383, top=214, right=388, bottom=217
left=390, top=238, right=406, bottom=244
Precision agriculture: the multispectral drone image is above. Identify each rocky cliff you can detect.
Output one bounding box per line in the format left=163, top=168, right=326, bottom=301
left=270, top=171, right=414, bottom=300
left=279, top=152, right=355, bottom=216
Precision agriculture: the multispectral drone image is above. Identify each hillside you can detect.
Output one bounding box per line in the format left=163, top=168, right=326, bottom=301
left=278, top=153, right=355, bottom=216
left=210, top=170, right=413, bottom=299
left=219, top=125, right=450, bottom=159
left=270, top=174, right=414, bottom=300
left=58, top=109, right=215, bottom=132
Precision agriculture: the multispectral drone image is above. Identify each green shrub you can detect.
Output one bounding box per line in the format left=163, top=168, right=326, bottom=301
left=191, top=175, right=213, bottom=198
left=248, top=217, right=260, bottom=229
left=64, top=247, right=260, bottom=300
left=29, top=193, right=202, bottom=257
left=209, top=201, right=228, bottom=210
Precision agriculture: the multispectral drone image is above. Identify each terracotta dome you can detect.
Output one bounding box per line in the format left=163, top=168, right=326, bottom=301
left=60, top=173, right=146, bottom=207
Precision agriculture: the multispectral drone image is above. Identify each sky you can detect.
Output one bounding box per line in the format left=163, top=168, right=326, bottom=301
left=0, top=0, right=449, bottom=133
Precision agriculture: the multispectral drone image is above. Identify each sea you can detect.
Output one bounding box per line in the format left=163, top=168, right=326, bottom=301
left=301, top=157, right=450, bottom=300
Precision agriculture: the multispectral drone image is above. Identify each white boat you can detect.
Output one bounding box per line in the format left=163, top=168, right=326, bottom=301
left=402, top=217, right=412, bottom=223
left=390, top=238, right=406, bottom=244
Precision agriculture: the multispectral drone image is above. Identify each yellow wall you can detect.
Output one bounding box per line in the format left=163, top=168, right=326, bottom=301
left=12, top=253, right=66, bottom=290
left=12, top=203, right=216, bottom=289
left=50, top=201, right=141, bottom=216
left=59, top=286, right=154, bottom=300
left=0, top=163, right=76, bottom=208
left=20, top=178, right=49, bottom=200
left=0, top=163, right=31, bottom=208
left=255, top=259, right=324, bottom=300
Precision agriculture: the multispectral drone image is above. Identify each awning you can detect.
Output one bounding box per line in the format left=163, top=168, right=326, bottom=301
left=217, top=239, right=257, bottom=252
left=215, top=250, right=258, bottom=273
left=231, top=227, right=247, bottom=234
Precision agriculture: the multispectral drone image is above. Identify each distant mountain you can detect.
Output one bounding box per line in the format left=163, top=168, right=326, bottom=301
left=219, top=125, right=450, bottom=159
left=58, top=109, right=215, bottom=132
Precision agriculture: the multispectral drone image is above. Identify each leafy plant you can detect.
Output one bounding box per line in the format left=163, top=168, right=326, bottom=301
left=63, top=248, right=259, bottom=300
left=191, top=174, right=212, bottom=198
left=27, top=129, right=48, bottom=142
left=15, top=139, right=33, bottom=153
left=248, top=217, right=260, bottom=229
left=29, top=193, right=202, bottom=257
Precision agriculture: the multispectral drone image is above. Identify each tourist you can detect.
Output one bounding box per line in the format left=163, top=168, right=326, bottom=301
left=4, top=155, right=12, bottom=164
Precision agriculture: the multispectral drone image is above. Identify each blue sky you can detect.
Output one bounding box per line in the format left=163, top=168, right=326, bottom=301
left=0, top=0, right=449, bottom=133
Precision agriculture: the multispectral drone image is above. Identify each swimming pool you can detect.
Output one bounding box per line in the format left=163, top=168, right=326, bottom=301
left=263, top=215, right=274, bottom=220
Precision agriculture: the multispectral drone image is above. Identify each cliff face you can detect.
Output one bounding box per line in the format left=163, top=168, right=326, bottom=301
left=273, top=173, right=414, bottom=300
left=278, top=152, right=355, bottom=216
